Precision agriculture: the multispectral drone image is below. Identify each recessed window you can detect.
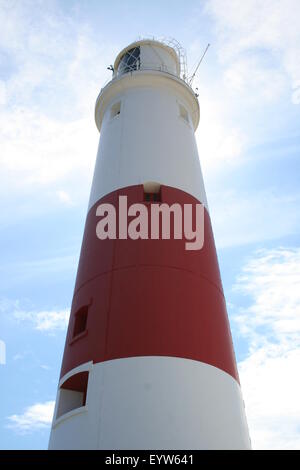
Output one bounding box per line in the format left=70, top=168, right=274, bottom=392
left=56, top=371, right=89, bottom=419
left=118, top=46, right=140, bottom=75
left=144, top=191, right=161, bottom=203
left=111, top=101, right=121, bottom=119
left=179, top=104, right=189, bottom=124
left=73, top=306, right=88, bottom=338
left=143, top=182, right=161, bottom=203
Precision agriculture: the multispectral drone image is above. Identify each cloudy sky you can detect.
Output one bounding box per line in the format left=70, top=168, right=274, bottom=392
left=1, top=0, right=300, bottom=450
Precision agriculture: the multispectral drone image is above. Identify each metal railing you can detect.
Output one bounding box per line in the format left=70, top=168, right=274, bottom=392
left=98, top=37, right=198, bottom=97
left=135, top=36, right=188, bottom=83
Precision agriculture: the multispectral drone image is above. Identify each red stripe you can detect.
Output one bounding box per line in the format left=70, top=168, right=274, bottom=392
left=60, top=185, right=239, bottom=383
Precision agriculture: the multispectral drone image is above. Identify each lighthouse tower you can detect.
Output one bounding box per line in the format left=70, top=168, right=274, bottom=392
left=49, top=38, right=251, bottom=450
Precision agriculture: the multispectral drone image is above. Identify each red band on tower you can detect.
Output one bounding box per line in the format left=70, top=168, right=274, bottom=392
left=60, top=184, right=239, bottom=382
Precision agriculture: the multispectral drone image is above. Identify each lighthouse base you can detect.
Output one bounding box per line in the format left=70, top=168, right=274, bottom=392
left=49, top=356, right=250, bottom=450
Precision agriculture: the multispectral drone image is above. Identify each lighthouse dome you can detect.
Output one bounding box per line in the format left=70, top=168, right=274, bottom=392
left=113, top=38, right=182, bottom=79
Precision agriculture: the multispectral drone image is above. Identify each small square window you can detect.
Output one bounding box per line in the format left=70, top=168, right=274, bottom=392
left=144, top=191, right=161, bottom=203
left=179, top=104, right=189, bottom=124
left=56, top=371, right=89, bottom=419
left=111, top=101, right=121, bottom=119
left=73, top=306, right=88, bottom=338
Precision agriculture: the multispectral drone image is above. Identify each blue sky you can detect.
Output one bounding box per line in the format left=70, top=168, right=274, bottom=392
left=1, top=0, right=300, bottom=450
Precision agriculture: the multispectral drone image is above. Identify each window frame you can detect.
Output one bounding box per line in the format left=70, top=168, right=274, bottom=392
left=178, top=102, right=190, bottom=126
left=55, top=371, right=89, bottom=422
left=110, top=101, right=121, bottom=120
left=144, top=191, right=161, bottom=203
left=69, top=304, right=89, bottom=345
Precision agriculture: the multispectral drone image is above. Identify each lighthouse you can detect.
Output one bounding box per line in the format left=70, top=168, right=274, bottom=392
left=48, top=38, right=251, bottom=450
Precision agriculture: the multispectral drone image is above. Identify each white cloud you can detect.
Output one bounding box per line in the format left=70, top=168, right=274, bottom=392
left=7, top=401, right=55, bottom=433
left=14, top=308, right=69, bottom=332
left=292, top=79, right=300, bottom=105
left=235, top=248, right=300, bottom=342
left=56, top=190, right=73, bottom=206
left=0, top=109, right=97, bottom=187
left=0, top=297, right=20, bottom=313
left=13, top=353, right=24, bottom=361
left=206, top=0, right=300, bottom=104
left=239, top=345, right=300, bottom=449
left=210, top=190, right=300, bottom=249
left=234, top=248, right=300, bottom=449
left=1, top=298, right=69, bottom=332
left=0, top=254, right=78, bottom=288
left=0, top=0, right=115, bottom=204
left=0, top=80, right=7, bottom=105
left=195, top=90, right=247, bottom=172
left=223, top=56, right=286, bottom=103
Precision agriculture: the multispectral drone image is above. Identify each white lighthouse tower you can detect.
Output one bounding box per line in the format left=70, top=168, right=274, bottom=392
left=48, top=38, right=251, bottom=450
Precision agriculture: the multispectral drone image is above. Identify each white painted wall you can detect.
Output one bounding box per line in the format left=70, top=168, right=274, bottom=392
left=140, top=44, right=178, bottom=75
left=89, top=82, right=208, bottom=211
left=48, top=357, right=251, bottom=450
left=56, top=389, right=85, bottom=419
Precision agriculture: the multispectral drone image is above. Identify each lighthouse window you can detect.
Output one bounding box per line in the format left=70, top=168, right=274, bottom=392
left=144, top=191, right=161, bottom=203
left=118, top=46, right=140, bottom=75
left=179, top=104, right=189, bottom=124
left=73, top=305, right=88, bottom=338
left=56, top=371, right=89, bottom=419
left=111, top=101, right=121, bottom=119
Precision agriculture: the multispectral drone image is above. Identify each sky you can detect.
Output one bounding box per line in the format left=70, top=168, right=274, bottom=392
left=0, top=0, right=300, bottom=450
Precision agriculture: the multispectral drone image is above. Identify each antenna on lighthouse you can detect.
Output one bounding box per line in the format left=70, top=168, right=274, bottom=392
left=189, top=43, right=210, bottom=85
